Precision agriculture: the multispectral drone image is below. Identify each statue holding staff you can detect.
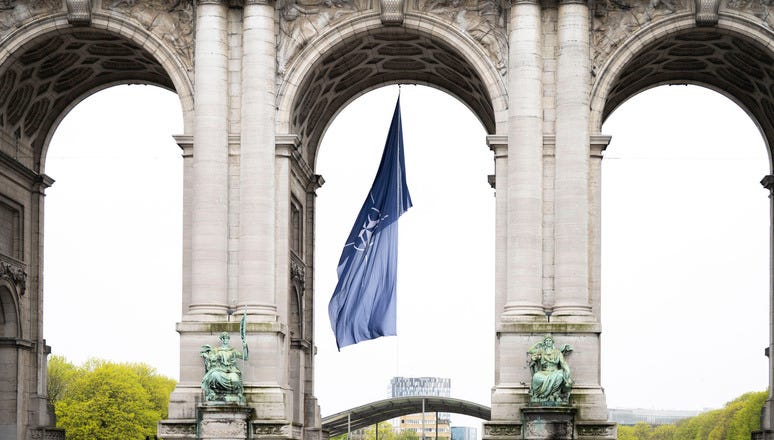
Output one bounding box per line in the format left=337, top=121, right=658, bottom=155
left=201, top=310, right=249, bottom=403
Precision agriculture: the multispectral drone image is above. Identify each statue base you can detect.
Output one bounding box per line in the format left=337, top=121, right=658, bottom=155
left=198, top=404, right=252, bottom=440
left=516, top=407, right=616, bottom=440
left=158, top=404, right=253, bottom=440
left=522, top=407, right=575, bottom=439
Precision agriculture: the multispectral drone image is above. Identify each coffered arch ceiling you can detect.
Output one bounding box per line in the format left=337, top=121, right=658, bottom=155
left=603, top=29, right=774, bottom=163
left=0, top=29, right=175, bottom=171
left=290, top=29, right=497, bottom=167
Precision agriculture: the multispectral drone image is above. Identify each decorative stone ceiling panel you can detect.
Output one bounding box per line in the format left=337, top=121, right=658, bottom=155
left=0, top=29, right=173, bottom=169
left=604, top=30, right=774, bottom=157
left=292, top=29, right=495, bottom=165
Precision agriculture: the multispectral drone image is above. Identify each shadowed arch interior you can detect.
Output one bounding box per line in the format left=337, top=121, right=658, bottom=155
left=291, top=28, right=496, bottom=166
left=603, top=29, right=774, bottom=165
left=0, top=29, right=175, bottom=171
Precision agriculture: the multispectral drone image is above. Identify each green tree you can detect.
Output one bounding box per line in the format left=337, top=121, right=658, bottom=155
left=614, top=390, right=768, bottom=440
left=47, top=355, right=77, bottom=404
left=50, top=358, right=176, bottom=440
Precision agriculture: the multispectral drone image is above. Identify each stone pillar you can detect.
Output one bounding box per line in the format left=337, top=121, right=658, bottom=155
left=239, top=0, right=277, bottom=320
left=588, top=136, right=610, bottom=322
left=487, top=0, right=544, bottom=430
left=175, top=135, right=194, bottom=316
left=188, top=0, right=230, bottom=320
left=504, top=0, right=545, bottom=321
left=488, top=135, right=507, bottom=387
left=552, top=0, right=593, bottom=320
left=757, top=175, right=774, bottom=439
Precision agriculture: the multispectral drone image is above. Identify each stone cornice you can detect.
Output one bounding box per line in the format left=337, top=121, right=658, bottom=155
left=173, top=135, right=193, bottom=158
left=487, top=134, right=508, bottom=157
left=590, top=134, right=612, bottom=159
left=762, top=175, right=774, bottom=192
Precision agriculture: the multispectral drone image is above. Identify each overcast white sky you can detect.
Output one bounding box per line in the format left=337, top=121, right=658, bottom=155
left=42, top=83, right=769, bottom=428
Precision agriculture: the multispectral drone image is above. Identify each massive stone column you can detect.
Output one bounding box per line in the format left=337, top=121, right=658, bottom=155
left=552, top=0, right=592, bottom=321
left=488, top=0, right=544, bottom=431
left=240, top=0, right=292, bottom=427
left=164, top=0, right=230, bottom=424
left=187, top=0, right=230, bottom=320
left=504, top=0, right=545, bottom=322
left=239, top=0, right=277, bottom=320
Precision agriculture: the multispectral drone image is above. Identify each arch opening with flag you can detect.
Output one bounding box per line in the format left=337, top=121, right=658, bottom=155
left=328, top=97, right=413, bottom=350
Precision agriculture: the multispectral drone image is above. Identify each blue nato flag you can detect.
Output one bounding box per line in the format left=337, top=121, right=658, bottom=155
left=328, top=98, right=413, bottom=350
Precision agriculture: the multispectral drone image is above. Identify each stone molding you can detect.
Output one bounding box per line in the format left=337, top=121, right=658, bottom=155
left=483, top=422, right=522, bottom=438
left=252, top=422, right=292, bottom=437
left=29, top=428, right=66, bottom=440
left=576, top=422, right=617, bottom=439
left=497, top=321, right=602, bottom=334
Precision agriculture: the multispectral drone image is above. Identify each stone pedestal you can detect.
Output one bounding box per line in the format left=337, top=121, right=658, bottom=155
left=521, top=407, right=575, bottom=439
left=198, top=405, right=253, bottom=440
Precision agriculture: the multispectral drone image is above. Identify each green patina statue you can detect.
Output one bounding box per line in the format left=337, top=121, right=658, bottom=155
left=528, top=334, right=573, bottom=405
left=201, top=331, right=248, bottom=403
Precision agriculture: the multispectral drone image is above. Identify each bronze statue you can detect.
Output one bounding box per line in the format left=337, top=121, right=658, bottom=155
left=201, top=331, right=248, bottom=403
left=527, top=334, right=573, bottom=405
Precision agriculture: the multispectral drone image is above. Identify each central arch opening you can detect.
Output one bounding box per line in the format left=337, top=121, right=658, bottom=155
left=313, top=85, right=495, bottom=430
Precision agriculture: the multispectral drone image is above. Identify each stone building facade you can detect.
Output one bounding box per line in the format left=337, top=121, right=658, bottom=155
left=0, top=0, right=772, bottom=438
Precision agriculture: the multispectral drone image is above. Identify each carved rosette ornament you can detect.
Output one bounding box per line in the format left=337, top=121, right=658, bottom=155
left=1, top=261, right=26, bottom=295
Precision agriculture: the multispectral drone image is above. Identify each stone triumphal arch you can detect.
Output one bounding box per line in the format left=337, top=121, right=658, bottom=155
left=2, top=0, right=774, bottom=437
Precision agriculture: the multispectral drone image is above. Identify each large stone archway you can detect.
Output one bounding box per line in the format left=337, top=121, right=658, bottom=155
left=0, top=7, right=192, bottom=439
left=2, top=0, right=774, bottom=437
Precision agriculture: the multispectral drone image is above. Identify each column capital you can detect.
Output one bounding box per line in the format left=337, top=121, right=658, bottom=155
left=762, top=175, right=774, bottom=192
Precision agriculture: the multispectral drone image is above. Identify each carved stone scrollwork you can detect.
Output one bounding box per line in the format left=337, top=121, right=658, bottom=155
left=484, top=424, right=521, bottom=437
left=726, top=0, right=774, bottom=29
left=695, top=0, right=720, bottom=25
left=417, top=0, right=507, bottom=75
left=1, top=260, right=26, bottom=295
left=29, top=428, right=66, bottom=440
left=0, top=0, right=61, bottom=39
left=591, top=0, right=684, bottom=72
left=253, top=423, right=289, bottom=436
left=106, top=0, right=194, bottom=67
left=380, top=0, right=404, bottom=25
left=576, top=424, right=617, bottom=438
left=66, top=0, right=91, bottom=25
left=277, top=0, right=362, bottom=75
